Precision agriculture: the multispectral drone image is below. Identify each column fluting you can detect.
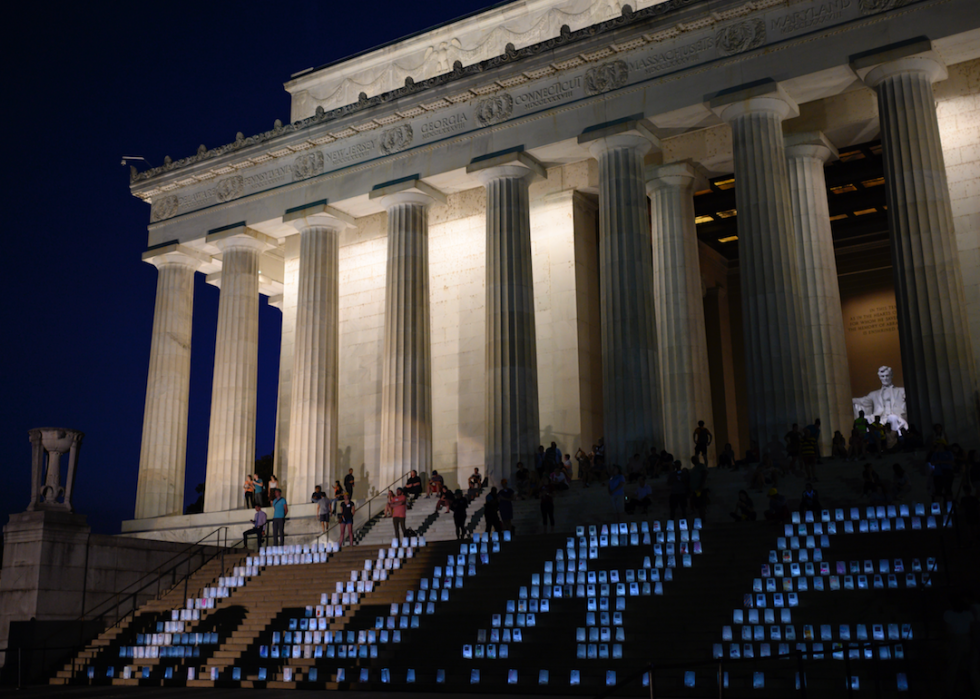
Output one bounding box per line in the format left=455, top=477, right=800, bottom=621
left=285, top=213, right=343, bottom=500
left=204, top=232, right=266, bottom=512
left=646, top=162, right=713, bottom=463
left=715, top=88, right=810, bottom=449
left=135, top=248, right=201, bottom=519
left=473, top=161, right=541, bottom=485
left=587, top=133, right=661, bottom=469
left=379, top=192, right=434, bottom=487
left=861, top=52, right=979, bottom=442
left=785, top=133, right=853, bottom=452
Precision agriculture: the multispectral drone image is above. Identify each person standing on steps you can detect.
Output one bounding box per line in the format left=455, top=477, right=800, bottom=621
left=339, top=492, right=356, bottom=546
left=316, top=488, right=331, bottom=533
left=484, top=486, right=503, bottom=534
left=693, top=421, right=712, bottom=467
left=538, top=481, right=555, bottom=532
left=344, top=468, right=355, bottom=498
left=389, top=487, right=408, bottom=539
left=243, top=475, right=255, bottom=509
left=450, top=489, right=469, bottom=540
left=499, top=479, right=515, bottom=532
left=252, top=474, right=265, bottom=507
left=271, top=488, right=288, bottom=547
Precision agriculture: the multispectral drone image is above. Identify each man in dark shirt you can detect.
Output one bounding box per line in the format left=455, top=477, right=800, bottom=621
left=344, top=468, right=355, bottom=497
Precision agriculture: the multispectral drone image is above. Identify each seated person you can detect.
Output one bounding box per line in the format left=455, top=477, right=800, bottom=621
left=799, top=483, right=821, bottom=514
left=434, top=485, right=454, bottom=515
left=861, top=463, right=880, bottom=496
left=717, top=443, right=737, bottom=470
left=549, top=466, right=569, bottom=491
left=311, top=485, right=325, bottom=503
left=656, top=450, right=674, bottom=478
left=764, top=488, right=790, bottom=522
left=831, top=430, right=848, bottom=460
left=730, top=490, right=756, bottom=521
left=243, top=505, right=267, bottom=548
left=426, top=470, right=444, bottom=498
left=625, top=477, right=652, bottom=515
left=406, top=470, right=422, bottom=497
left=467, top=468, right=483, bottom=501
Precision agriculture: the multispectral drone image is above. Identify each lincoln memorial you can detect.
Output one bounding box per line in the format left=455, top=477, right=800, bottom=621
left=124, top=0, right=979, bottom=538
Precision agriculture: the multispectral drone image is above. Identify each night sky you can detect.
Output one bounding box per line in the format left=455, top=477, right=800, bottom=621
left=2, top=0, right=499, bottom=534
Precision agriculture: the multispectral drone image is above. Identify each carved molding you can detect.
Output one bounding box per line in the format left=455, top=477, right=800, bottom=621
left=476, top=93, right=514, bottom=126
left=216, top=175, right=244, bottom=203
left=584, top=59, right=629, bottom=95
left=858, top=0, right=916, bottom=13
left=292, top=151, right=325, bottom=180
left=715, top=19, right=766, bottom=56
left=150, top=195, right=179, bottom=222
left=379, top=124, right=414, bottom=154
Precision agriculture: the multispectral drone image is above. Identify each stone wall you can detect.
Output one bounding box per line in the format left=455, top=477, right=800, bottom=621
left=936, top=56, right=980, bottom=382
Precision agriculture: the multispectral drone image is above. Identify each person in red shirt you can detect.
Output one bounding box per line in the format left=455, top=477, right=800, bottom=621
left=388, top=487, right=408, bottom=539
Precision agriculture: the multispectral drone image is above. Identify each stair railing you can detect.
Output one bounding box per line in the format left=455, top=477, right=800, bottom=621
left=311, top=471, right=413, bottom=545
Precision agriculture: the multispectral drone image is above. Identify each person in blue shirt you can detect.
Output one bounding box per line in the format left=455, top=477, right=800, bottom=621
left=271, top=489, right=288, bottom=547
left=608, top=465, right=626, bottom=516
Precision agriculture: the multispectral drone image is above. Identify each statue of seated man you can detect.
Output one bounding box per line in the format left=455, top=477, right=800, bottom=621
left=853, top=365, right=907, bottom=432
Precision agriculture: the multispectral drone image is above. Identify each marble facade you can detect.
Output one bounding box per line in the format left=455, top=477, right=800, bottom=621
left=127, top=0, right=980, bottom=525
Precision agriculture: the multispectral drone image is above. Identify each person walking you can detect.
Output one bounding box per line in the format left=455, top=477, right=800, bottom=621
left=539, top=481, right=555, bottom=532
left=450, top=490, right=469, bottom=540
left=271, top=488, right=288, bottom=547
left=389, top=487, right=408, bottom=539
left=484, top=487, right=503, bottom=534
left=608, top=465, right=626, bottom=518
left=338, top=492, right=356, bottom=546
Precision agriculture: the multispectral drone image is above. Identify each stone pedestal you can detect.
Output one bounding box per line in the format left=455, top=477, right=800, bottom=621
left=579, top=122, right=661, bottom=468
left=204, top=228, right=271, bottom=512
left=711, top=81, right=810, bottom=449
left=785, top=132, right=853, bottom=452
left=0, top=510, right=90, bottom=668
left=135, top=246, right=203, bottom=519
left=647, top=162, right=713, bottom=462
left=283, top=205, right=349, bottom=499
left=371, top=181, right=445, bottom=487
left=468, top=151, right=545, bottom=485
left=854, top=42, right=979, bottom=444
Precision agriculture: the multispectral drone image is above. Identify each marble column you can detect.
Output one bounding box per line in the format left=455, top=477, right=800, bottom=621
left=646, top=162, right=713, bottom=462
left=282, top=205, right=348, bottom=500
left=135, top=246, right=204, bottom=519
left=710, top=81, right=810, bottom=449
left=579, top=122, right=661, bottom=469
left=371, top=181, right=444, bottom=488
left=785, top=132, right=853, bottom=451
left=271, top=234, right=299, bottom=490
left=854, top=42, right=979, bottom=442
left=468, top=151, right=546, bottom=485
left=203, top=228, right=270, bottom=512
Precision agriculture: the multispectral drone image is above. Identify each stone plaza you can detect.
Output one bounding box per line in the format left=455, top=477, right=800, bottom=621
left=122, top=0, right=979, bottom=540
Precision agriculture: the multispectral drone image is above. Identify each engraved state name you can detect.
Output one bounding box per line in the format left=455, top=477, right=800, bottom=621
left=515, top=77, right=583, bottom=111
left=244, top=166, right=290, bottom=189
left=770, top=0, right=851, bottom=33
left=628, top=37, right=715, bottom=76
left=325, top=140, right=376, bottom=166
left=420, top=113, right=469, bottom=140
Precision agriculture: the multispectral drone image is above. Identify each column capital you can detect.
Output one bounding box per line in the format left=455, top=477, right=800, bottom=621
left=141, top=243, right=210, bottom=270
left=784, top=131, right=838, bottom=163
left=850, top=38, right=947, bottom=88
left=205, top=223, right=276, bottom=254
left=466, top=148, right=546, bottom=185
left=369, top=175, right=446, bottom=210
left=283, top=200, right=355, bottom=233
left=708, top=79, right=799, bottom=123
left=578, top=118, right=660, bottom=159
left=644, top=161, right=703, bottom=193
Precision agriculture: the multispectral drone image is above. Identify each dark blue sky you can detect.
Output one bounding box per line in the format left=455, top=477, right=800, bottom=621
left=2, top=0, right=498, bottom=533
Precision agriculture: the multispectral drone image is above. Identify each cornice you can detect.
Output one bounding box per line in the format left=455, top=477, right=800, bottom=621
left=130, top=0, right=784, bottom=195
